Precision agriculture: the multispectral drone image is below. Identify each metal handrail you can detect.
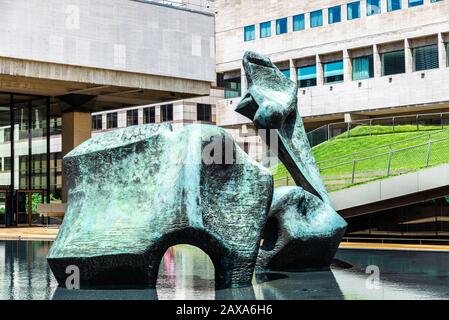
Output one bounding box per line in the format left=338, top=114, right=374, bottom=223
left=317, top=127, right=449, bottom=166
left=342, top=236, right=449, bottom=246
left=319, top=136, right=449, bottom=171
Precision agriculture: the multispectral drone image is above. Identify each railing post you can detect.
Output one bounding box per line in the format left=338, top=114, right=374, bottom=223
left=347, top=122, right=351, bottom=138
left=387, top=151, right=393, bottom=176
left=416, top=114, right=419, bottom=131
left=441, top=113, right=444, bottom=130
left=392, top=117, right=395, bottom=133
left=286, top=175, right=289, bottom=186
left=426, top=141, right=432, bottom=167
left=370, top=119, right=373, bottom=136
left=351, top=160, right=356, bottom=184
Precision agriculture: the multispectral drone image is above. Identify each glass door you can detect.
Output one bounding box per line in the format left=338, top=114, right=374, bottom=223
left=16, top=190, right=45, bottom=226
left=0, top=189, right=7, bottom=226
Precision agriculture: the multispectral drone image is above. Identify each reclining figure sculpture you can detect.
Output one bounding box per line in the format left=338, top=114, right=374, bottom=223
left=47, top=51, right=345, bottom=289
left=235, top=51, right=347, bottom=271
left=48, top=124, right=273, bottom=289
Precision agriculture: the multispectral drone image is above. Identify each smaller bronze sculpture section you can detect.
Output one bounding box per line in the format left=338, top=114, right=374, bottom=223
left=235, top=51, right=347, bottom=271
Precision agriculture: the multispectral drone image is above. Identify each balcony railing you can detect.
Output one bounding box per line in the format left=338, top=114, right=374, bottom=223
left=136, top=0, right=214, bottom=13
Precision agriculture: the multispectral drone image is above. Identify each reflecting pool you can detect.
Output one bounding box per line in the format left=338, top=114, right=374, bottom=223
left=1, top=240, right=449, bottom=300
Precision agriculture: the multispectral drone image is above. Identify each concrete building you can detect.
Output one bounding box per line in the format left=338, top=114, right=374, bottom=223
left=214, top=0, right=449, bottom=159
left=0, top=0, right=215, bottom=226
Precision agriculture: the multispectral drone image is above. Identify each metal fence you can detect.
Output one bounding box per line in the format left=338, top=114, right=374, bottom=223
left=138, top=0, right=214, bottom=12
left=306, top=111, right=449, bottom=147
left=275, top=135, right=449, bottom=191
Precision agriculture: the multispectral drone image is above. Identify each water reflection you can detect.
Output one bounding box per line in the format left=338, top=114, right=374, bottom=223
left=1, top=240, right=449, bottom=300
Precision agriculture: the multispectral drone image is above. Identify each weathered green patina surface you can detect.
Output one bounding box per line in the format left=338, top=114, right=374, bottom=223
left=48, top=124, right=273, bottom=289
left=236, top=51, right=347, bottom=271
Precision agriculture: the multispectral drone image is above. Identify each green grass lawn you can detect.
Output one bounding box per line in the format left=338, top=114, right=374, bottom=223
left=272, top=125, right=449, bottom=191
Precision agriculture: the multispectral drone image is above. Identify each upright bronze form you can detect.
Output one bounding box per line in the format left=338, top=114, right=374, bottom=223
left=236, top=51, right=347, bottom=271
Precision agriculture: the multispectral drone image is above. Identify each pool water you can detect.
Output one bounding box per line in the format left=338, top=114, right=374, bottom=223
left=1, top=240, right=449, bottom=300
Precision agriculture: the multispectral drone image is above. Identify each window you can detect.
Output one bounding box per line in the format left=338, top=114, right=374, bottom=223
left=293, top=14, right=305, bottom=31
left=92, top=115, right=102, bottom=130
left=387, top=0, right=402, bottom=12
left=126, top=109, right=138, bottom=127
left=106, top=112, right=118, bottom=129
left=310, top=10, right=323, bottom=28
left=382, top=50, right=406, bottom=76
left=367, top=0, right=381, bottom=15
left=197, top=104, right=212, bottom=122
left=447, top=43, right=449, bottom=67
left=3, top=157, right=11, bottom=172
left=409, top=0, right=423, bottom=6
left=328, top=6, right=342, bottom=24
left=244, top=25, right=255, bottom=42
left=298, top=65, right=317, bottom=88
left=352, top=55, right=374, bottom=80
left=161, top=104, right=173, bottom=122
left=280, top=69, right=291, bottom=79
left=260, top=21, right=271, bottom=38
left=347, top=1, right=361, bottom=20
left=413, top=44, right=439, bottom=71
left=276, top=18, right=288, bottom=35
left=143, top=107, right=156, bottom=124
left=324, top=60, right=344, bottom=84
left=224, top=77, right=242, bottom=99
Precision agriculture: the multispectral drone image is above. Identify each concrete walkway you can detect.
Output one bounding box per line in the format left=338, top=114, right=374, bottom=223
left=1, top=227, right=449, bottom=253
left=0, top=227, right=59, bottom=241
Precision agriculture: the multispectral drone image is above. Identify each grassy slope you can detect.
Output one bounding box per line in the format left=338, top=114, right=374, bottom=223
left=272, top=125, right=449, bottom=188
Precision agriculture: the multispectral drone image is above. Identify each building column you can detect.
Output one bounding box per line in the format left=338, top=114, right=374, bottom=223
left=405, top=38, right=413, bottom=73
left=61, top=111, right=92, bottom=202
left=241, top=66, right=248, bottom=94
left=360, top=0, right=367, bottom=17
left=289, top=59, right=297, bottom=83
left=381, top=0, right=388, bottom=14
left=343, top=49, right=352, bottom=82
left=438, top=33, right=447, bottom=69
left=316, top=54, right=324, bottom=86
left=373, top=44, right=382, bottom=77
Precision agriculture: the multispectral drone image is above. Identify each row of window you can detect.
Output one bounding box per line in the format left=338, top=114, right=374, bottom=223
left=224, top=43, right=447, bottom=97
left=92, top=104, right=213, bottom=130
left=244, top=0, right=444, bottom=41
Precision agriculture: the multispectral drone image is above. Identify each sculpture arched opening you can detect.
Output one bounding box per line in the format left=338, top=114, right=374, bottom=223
left=156, top=245, right=215, bottom=299
left=145, top=227, right=255, bottom=290
left=261, top=217, right=279, bottom=251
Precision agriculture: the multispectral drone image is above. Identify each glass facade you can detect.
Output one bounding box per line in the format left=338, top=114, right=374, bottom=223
left=224, top=77, right=242, bottom=99
left=280, top=69, right=291, bottom=79
left=0, top=94, right=59, bottom=227
left=347, top=1, right=361, bottom=20
left=143, top=107, right=156, bottom=124
left=413, top=44, right=439, bottom=71
left=382, top=50, right=406, bottom=76
left=260, top=21, right=271, bottom=38
left=310, top=10, right=323, bottom=28
left=352, top=55, right=374, bottom=80
left=367, top=0, right=381, bottom=15
left=197, top=104, right=212, bottom=122
left=276, top=18, right=288, bottom=35
left=387, top=0, right=402, bottom=12
left=409, top=0, right=424, bottom=7
left=161, top=104, right=173, bottom=122
left=126, top=109, right=138, bottom=126
left=244, top=25, right=255, bottom=42
left=298, top=65, right=317, bottom=88
left=328, top=6, right=342, bottom=24
left=293, top=14, right=305, bottom=31
left=324, top=60, right=344, bottom=83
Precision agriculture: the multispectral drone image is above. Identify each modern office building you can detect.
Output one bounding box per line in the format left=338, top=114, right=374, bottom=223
left=214, top=0, right=449, bottom=159
left=0, top=0, right=215, bottom=226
